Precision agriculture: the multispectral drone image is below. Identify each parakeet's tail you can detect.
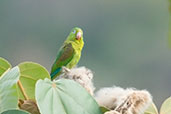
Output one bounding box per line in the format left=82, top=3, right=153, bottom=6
left=50, top=67, right=61, bottom=80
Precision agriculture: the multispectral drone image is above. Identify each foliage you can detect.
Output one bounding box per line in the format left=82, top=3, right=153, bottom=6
left=36, top=78, right=101, bottom=114
left=0, top=57, right=103, bottom=114
left=0, top=57, right=11, bottom=76
left=100, top=107, right=110, bottom=113
left=1, top=109, right=30, bottom=114
left=160, top=97, right=171, bottom=114
left=144, top=103, right=159, bottom=114
left=1, top=57, right=170, bottom=114
left=17, top=62, right=50, bottom=100
left=0, top=67, right=20, bottom=113
left=144, top=97, right=171, bottom=114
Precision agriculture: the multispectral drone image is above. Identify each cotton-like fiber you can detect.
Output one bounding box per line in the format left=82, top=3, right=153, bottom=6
left=60, top=66, right=95, bottom=95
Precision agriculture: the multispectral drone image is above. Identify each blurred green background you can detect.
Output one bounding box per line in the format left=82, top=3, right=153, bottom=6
left=0, top=0, right=170, bottom=107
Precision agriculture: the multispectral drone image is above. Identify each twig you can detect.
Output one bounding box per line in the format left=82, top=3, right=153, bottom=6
left=17, top=80, right=29, bottom=100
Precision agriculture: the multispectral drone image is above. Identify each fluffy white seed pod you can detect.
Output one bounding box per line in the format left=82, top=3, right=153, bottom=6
left=95, top=87, right=152, bottom=114
left=60, top=66, right=95, bottom=95
left=121, top=90, right=152, bottom=114
left=95, top=86, right=126, bottom=110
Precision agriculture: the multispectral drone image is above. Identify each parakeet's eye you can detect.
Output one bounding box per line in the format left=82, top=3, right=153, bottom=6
left=72, top=30, right=76, bottom=34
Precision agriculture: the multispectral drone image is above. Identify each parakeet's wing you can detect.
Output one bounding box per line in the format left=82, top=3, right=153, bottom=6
left=50, top=43, right=75, bottom=79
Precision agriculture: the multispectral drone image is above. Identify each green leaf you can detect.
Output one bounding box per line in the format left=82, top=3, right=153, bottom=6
left=144, top=103, right=158, bottom=114
left=36, top=78, right=102, bottom=114
left=0, top=57, right=11, bottom=77
left=160, top=97, right=171, bottom=114
left=100, top=106, right=110, bottom=113
left=1, top=109, right=30, bottom=114
left=0, top=67, right=20, bottom=113
left=18, top=62, right=50, bottom=100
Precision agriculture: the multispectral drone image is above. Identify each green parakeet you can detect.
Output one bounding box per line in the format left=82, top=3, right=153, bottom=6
left=50, top=27, right=84, bottom=80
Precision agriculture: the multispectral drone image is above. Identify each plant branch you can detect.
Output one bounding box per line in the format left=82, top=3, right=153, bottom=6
left=17, top=80, right=29, bottom=100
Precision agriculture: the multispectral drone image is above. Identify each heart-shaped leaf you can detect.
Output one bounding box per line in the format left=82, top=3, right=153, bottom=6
left=0, top=57, right=11, bottom=77
left=160, top=97, right=171, bottom=114
left=1, top=109, right=30, bottom=114
left=0, top=67, right=20, bottom=113
left=36, top=78, right=102, bottom=114
left=18, top=62, right=50, bottom=100
left=144, top=103, right=158, bottom=114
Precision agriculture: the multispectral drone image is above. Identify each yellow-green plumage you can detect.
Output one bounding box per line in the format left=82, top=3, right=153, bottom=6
left=50, top=27, right=84, bottom=80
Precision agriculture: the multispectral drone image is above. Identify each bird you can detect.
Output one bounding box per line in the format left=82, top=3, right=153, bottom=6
left=50, top=27, right=84, bottom=80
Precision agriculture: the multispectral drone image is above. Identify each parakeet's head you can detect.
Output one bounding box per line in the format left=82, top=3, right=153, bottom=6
left=67, top=27, right=83, bottom=41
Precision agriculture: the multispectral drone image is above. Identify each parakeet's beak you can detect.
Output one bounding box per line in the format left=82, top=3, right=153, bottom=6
left=76, top=31, right=82, bottom=40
